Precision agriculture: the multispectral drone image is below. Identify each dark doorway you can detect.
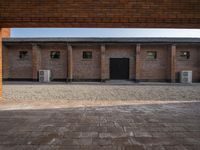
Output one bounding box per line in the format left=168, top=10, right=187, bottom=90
left=110, top=58, right=129, bottom=79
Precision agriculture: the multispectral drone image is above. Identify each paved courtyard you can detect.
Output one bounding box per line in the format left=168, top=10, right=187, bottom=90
left=0, top=100, right=200, bottom=150
left=1, top=82, right=200, bottom=149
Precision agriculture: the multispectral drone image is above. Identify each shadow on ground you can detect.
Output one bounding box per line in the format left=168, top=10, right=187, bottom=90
left=0, top=101, right=200, bottom=150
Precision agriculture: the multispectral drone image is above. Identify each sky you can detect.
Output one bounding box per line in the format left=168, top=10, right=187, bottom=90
left=11, top=28, right=200, bottom=38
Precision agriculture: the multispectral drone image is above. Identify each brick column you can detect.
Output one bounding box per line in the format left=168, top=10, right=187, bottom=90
left=1, top=28, right=10, bottom=38
left=170, top=44, right=176, bottom=83
left=2, top=45, right=9, bottom=79
left=101, top=44, right=106, bottom=81
left=135, top=44, right=141, bottom=82
left=67, top=44, right=73, bottom=82
left=0, top=29, right=2, bottom=97
left=199, top=47, right=200, bottom=82
left=32, top=44, right=41, bottom=81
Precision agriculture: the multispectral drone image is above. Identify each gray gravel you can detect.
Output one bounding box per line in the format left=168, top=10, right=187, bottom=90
left=3, top=82, right=200, bottom=101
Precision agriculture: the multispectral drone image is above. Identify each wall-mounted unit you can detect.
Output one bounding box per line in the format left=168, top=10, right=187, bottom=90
left=39, top=70, right=51, bottom=82
left=180, top=71, right=192, bottom=83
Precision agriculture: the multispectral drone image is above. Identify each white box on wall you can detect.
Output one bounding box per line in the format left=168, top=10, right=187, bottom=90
left=39, top=70, right=51, bottom=82
left=180, top=71, right=192, bottom=83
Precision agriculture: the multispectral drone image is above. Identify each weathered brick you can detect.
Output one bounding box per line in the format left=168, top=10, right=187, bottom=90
left=0, top=1, right=200, bottom=28
left=0, top=29, right=2, bottom=97
left=2, top=42, right=200, bottom=82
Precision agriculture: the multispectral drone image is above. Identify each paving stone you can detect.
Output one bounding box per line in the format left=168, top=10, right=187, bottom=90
left=0, top=101, right=200, bottom=149
left=164, top=145, right=188, bottom=150
left=145, top=145, right=166, bottom=150
left=134, top=131, right=153, bottom=137
left=73, top=138, right=93, bottom=145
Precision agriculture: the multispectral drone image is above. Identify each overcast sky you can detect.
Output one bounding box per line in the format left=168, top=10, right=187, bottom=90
left=11, top=28, right=200, bottom=38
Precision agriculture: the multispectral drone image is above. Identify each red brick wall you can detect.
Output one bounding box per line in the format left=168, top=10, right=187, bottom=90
left=2, top=42, right=200, bottom=82
left=72, top=45, right=101, bottom=80
left=140, top=45, right=170, bottom=81
left=1, top=28, right=10, bottom=38
left=7, top=45, right=33, bottom=79
left=40, top=44, right=67, bottom=80
left=0, top=1, right=200, bottom=28
left=0, top=30, right=2, bottom=96
left=2, top=45, right=9, bottom=79
left=176, top=45, right=200, bottom=82
left=4, top=44, right=68, bottom=80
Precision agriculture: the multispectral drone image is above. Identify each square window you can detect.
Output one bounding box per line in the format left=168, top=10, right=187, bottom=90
left=19, top=51, right=28, bottom=60
left=147, top=51, right=157, bottom=60
left=83, top=51, right=92, bottom=59
left=50, top=51, right=60, bottom=59
left=180, top=51, right=190, bottom=59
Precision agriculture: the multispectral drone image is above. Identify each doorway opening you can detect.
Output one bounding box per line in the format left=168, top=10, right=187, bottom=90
left=109, top=58, right=129, bottom=80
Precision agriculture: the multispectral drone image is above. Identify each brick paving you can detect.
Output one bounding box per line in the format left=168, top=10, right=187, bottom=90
left=0, top=101, right=200, bottom=150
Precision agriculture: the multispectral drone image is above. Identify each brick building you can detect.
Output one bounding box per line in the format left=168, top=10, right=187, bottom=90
left=2, top=38, right=200, bottom=82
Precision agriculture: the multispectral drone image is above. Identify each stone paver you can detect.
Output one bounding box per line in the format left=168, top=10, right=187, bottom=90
left=0, top=101, right=200, bottom=149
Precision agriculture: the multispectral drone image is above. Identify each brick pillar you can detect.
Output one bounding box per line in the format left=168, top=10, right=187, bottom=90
left=2, top=45, right=9, bottom=79
left=0, top=29, right=2, bottom=97
left=1, top=28, right=10, bottom=38
left=101, top=44, right=106, bottom=81
left=67, top=44, right=73, bottom=82
left=170, top=44, right=176, bottom=83
left=32, top=44, right=41, bottom=81
left=199, top=47, right=200, bottom=82
left=135, top=44, right=141, bottom=82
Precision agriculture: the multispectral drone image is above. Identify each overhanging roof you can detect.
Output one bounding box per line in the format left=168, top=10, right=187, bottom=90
left=3, top=38, right=200, bottom=44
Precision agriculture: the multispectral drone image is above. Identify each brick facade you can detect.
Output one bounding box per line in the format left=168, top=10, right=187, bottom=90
left=176, top=45, right=199, bottom=82
left=40, top=44, right=67, bottom=80
left=0, top=30, right=2, bottom=97
left=0, top=28, right=10, bottom=97
left=2, top=39, right=200, bottom=82
left=72, top=45, right=101, bottom=80
left=5, top=45, right=33, bottom=79
left=0, top=1, right=200, bottom=28
left=139, top=45, right=171, bottom=81
left=170, top=45, right=177, bottom=82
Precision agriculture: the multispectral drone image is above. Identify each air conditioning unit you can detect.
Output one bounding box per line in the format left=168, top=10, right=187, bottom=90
left=39, top=70, right=51, bottom=82
left=180, top=71, right=192, bottom=83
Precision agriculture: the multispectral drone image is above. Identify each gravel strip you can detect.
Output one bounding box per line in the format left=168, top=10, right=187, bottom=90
left=3, top=82, right=200, bottom=101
